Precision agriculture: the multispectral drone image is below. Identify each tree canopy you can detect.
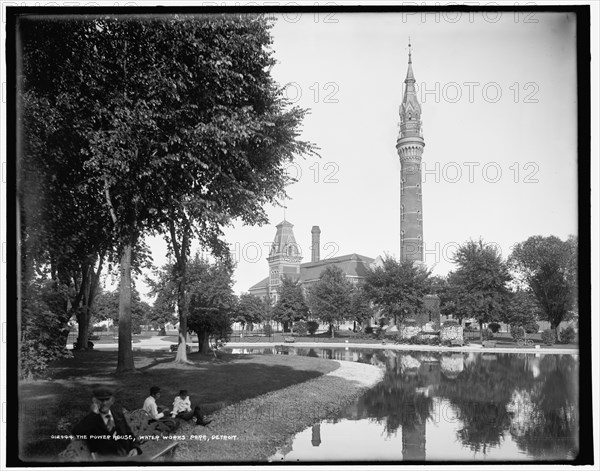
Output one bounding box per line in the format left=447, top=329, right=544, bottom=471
left=363, top=256, right=430, bottom=326
left=186, top=256, right=236, bottom=354
left=306, top=266, right=353, bottom=338
left=235, top=293, right=265, bottom=331
left=446, top=240, right=512, bottom=339
left=19, top=14, right=317, bottom=370
left=508, top=235, right=578, bottom=338
left=272, top=276, right=309, bottom=334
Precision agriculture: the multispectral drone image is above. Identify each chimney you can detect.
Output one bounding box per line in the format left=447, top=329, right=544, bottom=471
left=311, top=226, right=321, bottom=262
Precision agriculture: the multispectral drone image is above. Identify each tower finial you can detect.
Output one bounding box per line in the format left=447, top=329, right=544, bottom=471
left=283, top=205, right=287, bottom=221
left=408, top=37, right=412, bottom=64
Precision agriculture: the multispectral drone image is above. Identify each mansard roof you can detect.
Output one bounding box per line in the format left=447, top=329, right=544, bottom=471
left=247, top=253, right=375, bottom=293
left=248, top=276, right=269, bottom=291
left=300, top=253, right=374, bottom=283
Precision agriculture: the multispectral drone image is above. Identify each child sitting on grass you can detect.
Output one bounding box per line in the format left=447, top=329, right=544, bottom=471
left=171, top=389, right=212, bottom=426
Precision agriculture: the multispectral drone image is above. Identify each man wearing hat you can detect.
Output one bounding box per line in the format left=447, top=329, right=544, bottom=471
left=72, top=385, right=142, bottom=460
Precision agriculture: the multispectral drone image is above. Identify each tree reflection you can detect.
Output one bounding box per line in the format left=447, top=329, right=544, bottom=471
left=334, top=350, right=578, bottom=461
left=508, top=355, right=579, bottom=459
left=436, top=353, right=535, bottom=454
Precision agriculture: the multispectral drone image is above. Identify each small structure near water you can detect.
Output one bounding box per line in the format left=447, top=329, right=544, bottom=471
left=440, top=320, right=464, bottom=344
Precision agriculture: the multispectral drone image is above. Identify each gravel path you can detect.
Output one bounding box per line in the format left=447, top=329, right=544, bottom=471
left=172, top=360, right=383, bottom=463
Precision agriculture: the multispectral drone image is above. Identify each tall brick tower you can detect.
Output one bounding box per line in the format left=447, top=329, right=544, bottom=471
left=397, top=42, right=425, bottom=263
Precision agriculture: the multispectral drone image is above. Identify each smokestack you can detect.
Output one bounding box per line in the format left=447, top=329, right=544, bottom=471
left=311, top=226, right=321, bottom=262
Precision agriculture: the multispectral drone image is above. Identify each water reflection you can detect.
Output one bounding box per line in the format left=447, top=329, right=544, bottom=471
left=226, top=348, right=579, bottom=461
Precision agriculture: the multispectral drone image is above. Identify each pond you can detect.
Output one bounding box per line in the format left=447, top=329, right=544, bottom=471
left=225, top=347, right=579, bottom=462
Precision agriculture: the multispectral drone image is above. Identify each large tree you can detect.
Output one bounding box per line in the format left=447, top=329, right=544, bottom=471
left=235, top=293, right=265, bottom=333
left=307, top=266, right=353, bottom=338
left=186, top=255, right=236, bottom=354
left=350, top=285, right=375, bottom=331
left=93, top=288, right=151, bottom=334
left=272, top=276, right=309, bottom=334
left=448, top=239, right=512, bottom=340
left=19, top=78, right=111, bottom=353
left=508, top=235, right=578, bottom=340
left=502, top=289, right=542, bottom=335
left=363, top=256, right=431, bottom=327
left=19, top=15, right=317, bottom=371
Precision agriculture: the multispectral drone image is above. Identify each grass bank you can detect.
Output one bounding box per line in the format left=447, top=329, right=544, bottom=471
left=18, top=350, right=339, bottom=461
left=173, top=361, right=383, bottom=463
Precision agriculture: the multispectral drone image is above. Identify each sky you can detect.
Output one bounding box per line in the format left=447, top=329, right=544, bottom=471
left=142, top=10, right=579, bottom=298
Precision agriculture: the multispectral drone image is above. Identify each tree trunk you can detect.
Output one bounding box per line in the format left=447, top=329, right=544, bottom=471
left=75, top=264, right=92, bottom=350
left=116, top=243, right=135, bottom=374
left=330, top=323, right=335, bottom=339
left=479, top=320, right=484, bottom=341
left=76, top=256, right=103, bottom=350
left=174, top=269, right=190, bottom=363
left=198, top=331, right=210, bottom=354
left=551, top=321, right=558, bottom=341
left=76, top=308, right=90, bottom=350
left=170, top=220, right=191, bottom=364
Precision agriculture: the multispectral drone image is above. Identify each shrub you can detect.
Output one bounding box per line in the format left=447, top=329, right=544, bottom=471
left=20, top=281, right=72, bottom=379
left=488, top=322, right=501, bottom=333
left=559, top=326, right=576, bottom=344
left=72, top=340, right=94, bottom=350
left=541, top=329, right=556, bottom=345
left=482, top=328, right=494, bottom=340
left=364, top=326, right=374, bottom=335
left=307, top=321, right=319, bottom=335
left=510, top=325, right=525, bottom=340
left=294, top=320, right=308, bottom=336
left=263, top=324, right=273, bottom=336
left=524, top=322, right=539, bottom=334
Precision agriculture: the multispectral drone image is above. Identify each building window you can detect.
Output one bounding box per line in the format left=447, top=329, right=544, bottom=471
left=400, top=204, right=405, bottom=221
left=400, top=178, right=405, bottom=195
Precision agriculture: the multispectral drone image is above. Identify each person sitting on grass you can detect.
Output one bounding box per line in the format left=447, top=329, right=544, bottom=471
left=72, top=385, right=142, bottom=461
left=170, top=389, right=212, bottom=426
left=143, top=386, right=179, bottom=432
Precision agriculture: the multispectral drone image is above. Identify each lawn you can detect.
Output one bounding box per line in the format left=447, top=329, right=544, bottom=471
left=18, top=350, right=339, bottom=461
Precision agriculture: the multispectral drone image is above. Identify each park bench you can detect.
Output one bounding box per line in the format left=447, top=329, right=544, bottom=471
left=284, top=337, right=295, bottom=343
left=58, top=409, right=178, bottom=462
left=450, top=339, right=464, bottom=347
left=482, top=340, right=497, bottom=348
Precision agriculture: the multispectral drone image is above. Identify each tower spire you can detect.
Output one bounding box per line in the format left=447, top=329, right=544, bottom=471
left=397, top=40, right=425, bottom=263
left=405, top=38, right=415, bottom=83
